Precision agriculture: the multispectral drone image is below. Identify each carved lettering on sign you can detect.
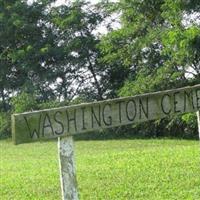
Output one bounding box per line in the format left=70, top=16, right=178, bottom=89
left=42, top=113, right=54, bottom=137
left=91, top=105, right=101, bottom=128
left=102, top=104, right=112, bottom=126
left=81, top=107, right=86, bottom=130
left=139, top=98, right=149, bottom=119
left=126, top=100, right=137, bottom=121
left=66, top=109, right=77, bottom=133
left=24, top=114, right=41, bottom=139
left=54, top=111, right=64, bottom=135
left=117, top=101, right=123, bottom=123
left=12, top=84, right=200, bottom=144
left=184, top=90, right=194, bottom=111
left=161, top=94, right=171, bottom=115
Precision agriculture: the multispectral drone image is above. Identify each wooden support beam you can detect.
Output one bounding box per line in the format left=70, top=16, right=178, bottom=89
left=58, top=136, right=79, bottom=200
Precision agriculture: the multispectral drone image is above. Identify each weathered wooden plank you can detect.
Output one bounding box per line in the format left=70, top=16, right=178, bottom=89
left=58, top=136, right=79, bottom=200
left=12, top=84, right=200, bottom=144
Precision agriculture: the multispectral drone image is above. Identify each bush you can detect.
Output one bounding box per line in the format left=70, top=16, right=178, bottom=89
left=38, top=100, right=62, bottom=110
left=11, top=92, right=38, bottom=113
left=181, top=113, right=198, bottom=138
left=0, top=112, right=11, bottom=139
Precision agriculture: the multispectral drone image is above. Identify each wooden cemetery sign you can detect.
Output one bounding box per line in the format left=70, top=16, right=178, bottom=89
left=12, top=84, right=200, bottom=200
left=12, top=84, right=200, bottom=144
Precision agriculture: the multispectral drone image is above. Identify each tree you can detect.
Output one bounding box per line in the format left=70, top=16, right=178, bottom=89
left=0, top=0, right=109, bottom=137
left=99, top=0, right=200, bottom=137
left=0, top=0, right=59, bottom=108
left=100, top=0, right=200, bottom=97
left=100, top=0, right=168, bottom=96
left=0, top=0, right=107, bottom=105
left=49, top=1, right=105, bottom=101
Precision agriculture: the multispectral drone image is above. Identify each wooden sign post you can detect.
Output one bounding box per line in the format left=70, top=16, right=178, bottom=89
left=58, top=136, right=78, bottom=200
left=12, top=84, right=200, bottom=200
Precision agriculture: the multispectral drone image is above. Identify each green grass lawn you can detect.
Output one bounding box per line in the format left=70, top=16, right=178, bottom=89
left=0, top=139, right=200, bottom=200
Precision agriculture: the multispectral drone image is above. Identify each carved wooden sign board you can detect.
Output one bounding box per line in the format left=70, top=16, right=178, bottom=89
left=12, top=84, right=200, bottom=200
left=12, top=84, right=200, bottom=144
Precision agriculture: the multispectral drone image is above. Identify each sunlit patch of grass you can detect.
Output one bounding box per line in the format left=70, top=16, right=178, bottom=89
left=0, top=139, right=200, bottom=199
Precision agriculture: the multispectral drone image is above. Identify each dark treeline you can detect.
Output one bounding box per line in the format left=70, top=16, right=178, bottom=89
left=0, top=0, right=200, bottom=139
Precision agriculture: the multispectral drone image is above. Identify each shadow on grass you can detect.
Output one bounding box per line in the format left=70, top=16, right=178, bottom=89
left=74, top=130, right=199, bottom=141
left=1, top=126, right=198, bottom=144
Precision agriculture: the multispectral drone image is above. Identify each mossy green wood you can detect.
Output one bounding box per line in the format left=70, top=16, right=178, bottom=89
left=12, top=84, right=200, bottom=144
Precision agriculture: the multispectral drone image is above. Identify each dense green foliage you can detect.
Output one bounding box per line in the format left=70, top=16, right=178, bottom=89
left=0, top=0, right=199, bottom=138
left=1, top=139, right=200, bottom=199
left=99, top=0, right=200, bottom=137
left=100, top=0, right=200, bottom=95
left=0, top=0, right=105, bottom=103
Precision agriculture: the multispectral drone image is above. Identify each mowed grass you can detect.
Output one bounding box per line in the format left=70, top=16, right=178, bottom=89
left=0, top=139, right=200, bottom=200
